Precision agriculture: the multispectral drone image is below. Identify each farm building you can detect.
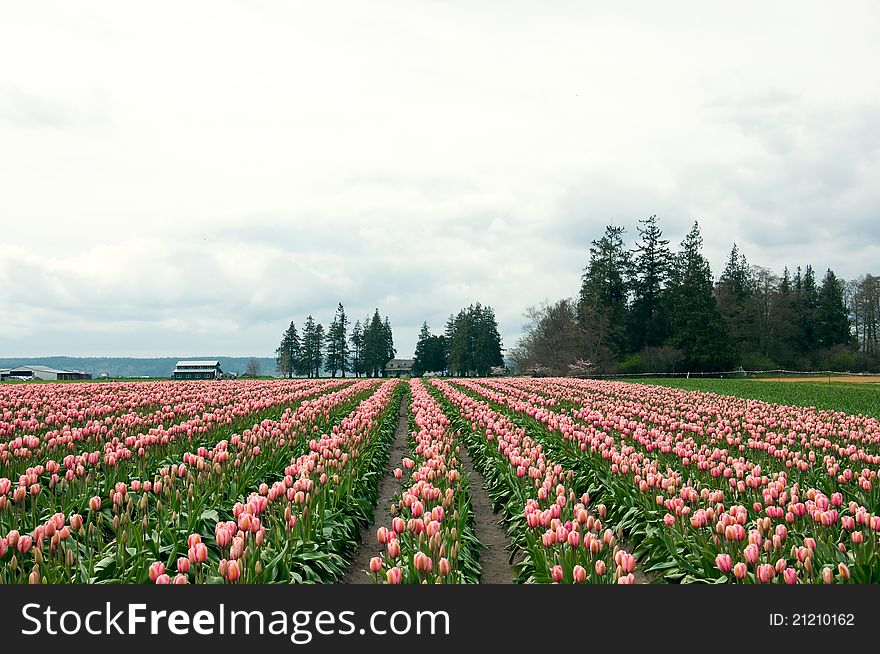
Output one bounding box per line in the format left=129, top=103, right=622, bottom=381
left=0, top=365, right=92, bottom=381
left=384, top=358, right=414, bottom=377
left=172, top=360, right=223, bottom=380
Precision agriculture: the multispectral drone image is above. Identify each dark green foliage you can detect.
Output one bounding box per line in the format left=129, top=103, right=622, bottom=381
left=445, top=303, right=504, bottom=376
left=301, top=315, right=324, bottom=378
left=412, top=322, right=448, bottom=375
left=325, top=303, right=351, bottom=377
left=817, top=269, right=851, bottom=349
left=275, top=321, right=301, bottom=378
left=579, top=225, right=631, bottom=358
left=627, top=215, right=671, bottom=352
left=518, top=213, right=866, bottom=374
left=360, top=309, right=395, bottom=377
left=665, top=222, right=736, bottom=371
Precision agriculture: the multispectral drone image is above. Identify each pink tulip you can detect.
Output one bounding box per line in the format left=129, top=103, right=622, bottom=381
left=573, top=565, right=587, bottom=583
left=413, top=551, right=432, bottom=573
left=733, top=562, right=748, bottom=580
left=369, top=557, right=383, bottom=573
left=177, top=557, right=190, bottom=574
left=744, top=543, right=759, bottom=565
left=17, top=535, right=33, bottom=554
left=149, top=561, right=165, bottom=582
left=551, top=565, right=564, bottom=583
left=756, top=564, right=775, bottom=583
left=226, top=560, right=241, bottom=582
left=715, top=553, right=733, bottom=574
left=386, top=567, right=403, bottom=584
left=188, top=543, right=208, bottom=564
left=595, top=560, right=607, bottom=576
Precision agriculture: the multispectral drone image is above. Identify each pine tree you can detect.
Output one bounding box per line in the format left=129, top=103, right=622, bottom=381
left=325, top=303, right=350, bottom=377
left=797, top=265, right=820, bottom=355
left=350, top=320, right=364, bottom=378
left=628, top=215, right=670, bottom=352
left=444, top=304, right=503, bottom=376
left=716, top=243, right=759, bottom=362
left=382, top=316, right=395, bottom=376
left=413, top=323, right=432, bottom=376
left=335, top=304, right=350, bottom=377
left=325, top=314, right=341, bottom=377
left=667, top=222, right=735, bottom=371
left=275, top=321, right=301, bottom=378
left=301, top=316, right=324, bottom=378
left=579, top=225, right=631, bottom=358
left=816, top=269, right=851, bottom=348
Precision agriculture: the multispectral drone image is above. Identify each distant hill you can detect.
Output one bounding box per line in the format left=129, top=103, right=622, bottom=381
left=0, top=357, right=279, bottom=378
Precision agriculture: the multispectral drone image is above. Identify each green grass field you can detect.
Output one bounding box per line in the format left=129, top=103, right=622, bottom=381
left=626, top=378, right=880, bottom=419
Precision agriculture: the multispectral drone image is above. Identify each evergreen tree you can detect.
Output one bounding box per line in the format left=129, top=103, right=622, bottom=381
left=445, top=304, right=503, bottom=376
left=767, top=267, right=800, bottom=367
left=413, top=323, right=448, bottom=375
left=275, top=321, right=301, bottom=378
left=325, top=314, right=341, bottom=377
left=716, top=244, right=758, bottom=362
left=325, top=303, right=350, bottom=377
left=666, top=222, right=735, bottom=371
left=313, top=323, right=324, bottom=378
left=579, top=224, right=631, bottom=357
left=359, top=309, right=394, bottom=377
left=350, top=320, right=364, bottom=378
left=382, top=316, right=396, bottom=376
left=816, top=269, right=851, bottom=348
left=628, top=215, right=670, bottom=352
left=796, top=265, right=820, bottom=354
left=301, top=316, right=324, bottom=378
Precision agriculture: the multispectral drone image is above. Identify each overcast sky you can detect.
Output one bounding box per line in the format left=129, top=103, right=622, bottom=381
left=2, top=1, right=878, bottom=358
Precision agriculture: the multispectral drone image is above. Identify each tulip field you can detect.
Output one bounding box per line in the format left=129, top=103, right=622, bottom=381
left=2, top=376, right=880, bottom=584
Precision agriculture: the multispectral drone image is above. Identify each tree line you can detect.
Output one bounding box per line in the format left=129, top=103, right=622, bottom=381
left=511, top=215, right=878, bottom=375
left=412, top=303, right=505, bottom=376
left=276, top=304, right=395, bottom=378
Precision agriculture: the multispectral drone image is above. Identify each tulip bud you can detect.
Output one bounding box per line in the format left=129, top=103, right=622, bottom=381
left=822, top=567, right=834, bottom=584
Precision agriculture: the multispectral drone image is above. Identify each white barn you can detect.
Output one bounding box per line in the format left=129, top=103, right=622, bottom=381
left=172, top=360, right=223, bottom=380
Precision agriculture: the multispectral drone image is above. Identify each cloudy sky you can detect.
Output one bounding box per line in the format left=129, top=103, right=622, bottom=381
left=2, top=1, right=878, bottom=358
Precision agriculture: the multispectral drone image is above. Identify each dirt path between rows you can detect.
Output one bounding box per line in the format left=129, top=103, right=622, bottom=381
left=343, top=390, right=411, bottom=583
left=457, top=447, right=517, bottom=584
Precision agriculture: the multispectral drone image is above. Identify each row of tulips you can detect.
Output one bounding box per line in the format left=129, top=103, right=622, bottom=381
left=428, top=380, right=634, bottom=584
left=368, top=379, right=480, bottom=584
left=188, top=379, right=405, bottom=584
left=0, top=379, right=348, bottom=534
left=0, top=380, right=379, bottom=583
left=458, top=377, right=880, bottom=583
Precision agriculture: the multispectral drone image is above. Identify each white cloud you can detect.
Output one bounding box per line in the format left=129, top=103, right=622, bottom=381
left=1, top=1, right=878, bottom=357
